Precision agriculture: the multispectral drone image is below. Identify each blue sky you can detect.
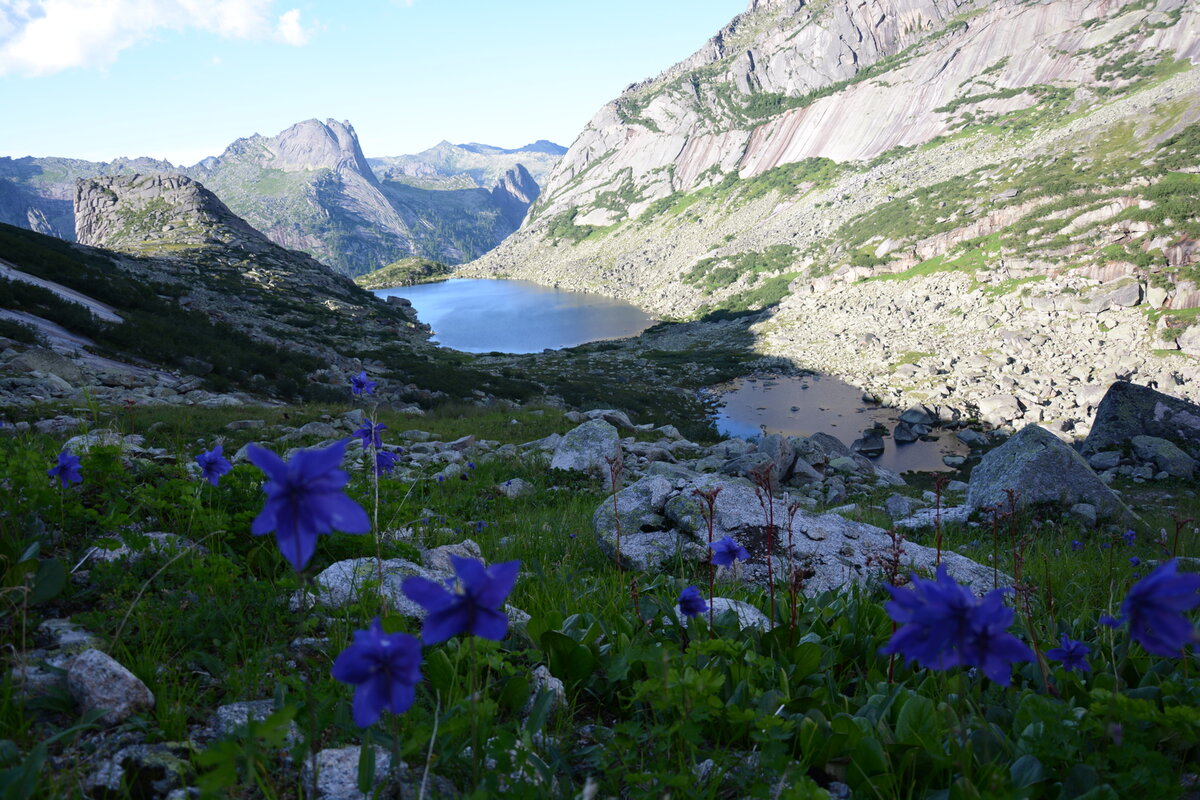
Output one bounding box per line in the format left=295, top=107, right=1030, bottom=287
left=0, top=0, right=745, bottom=165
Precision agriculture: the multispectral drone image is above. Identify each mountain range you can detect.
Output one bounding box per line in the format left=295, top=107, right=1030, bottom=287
left=0, top=121, right=565, bottom=276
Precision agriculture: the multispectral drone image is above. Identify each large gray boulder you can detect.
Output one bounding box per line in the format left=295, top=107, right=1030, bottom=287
left=966, top=424, right=1134, bottom=521
left=1081, top=382, right=1200, bottom=460
left=550, top=419, right=621, bottom=475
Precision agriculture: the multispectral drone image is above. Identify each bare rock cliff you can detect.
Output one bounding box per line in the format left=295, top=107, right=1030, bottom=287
left=522, top=0, right=1199, bottom=225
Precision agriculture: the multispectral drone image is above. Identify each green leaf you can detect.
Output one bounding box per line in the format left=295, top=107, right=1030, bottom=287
left=896, top=694, right=937, bottom=747
left=29, top=559, right=66, bottom=605
left=524, top=689, right=554, bottom=734
left=497, top=674, right=531, bottom=713
left=1010, top=754, right=1044, bottom=789
left=424, top=649, right=455, bottom=694
left=1060, top=764, right=1101, bottom=799
left=356, top=743, right=376, bottom=795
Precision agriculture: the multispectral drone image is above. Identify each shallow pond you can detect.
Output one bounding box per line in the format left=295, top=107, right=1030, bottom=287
left=373, top=278, right=656, bottom=354
left=709, top=373, right=968, bottom=473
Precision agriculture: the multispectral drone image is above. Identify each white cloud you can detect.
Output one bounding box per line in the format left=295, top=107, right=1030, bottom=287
left=0, top=0, right=312, bottom=77
left=275, top=8, right=308, bottom=46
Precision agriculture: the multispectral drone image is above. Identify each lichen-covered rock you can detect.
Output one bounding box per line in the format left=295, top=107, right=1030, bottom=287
left=1082, top=382, right=1200, bottom=460
left=966, top=424, right=1134, bottom=521
left=84, top=743, right=191, bottom=798
left=593, top=476, right=674, bottom=554
left=1131, top=435, right=1195, bottom=479
left=549, top=419, right=621, bottom=475
left=67, top=649, right=155, bottom=725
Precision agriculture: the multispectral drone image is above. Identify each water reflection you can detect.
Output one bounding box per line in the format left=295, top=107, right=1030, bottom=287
left=709, top=373, right=968, bottom=473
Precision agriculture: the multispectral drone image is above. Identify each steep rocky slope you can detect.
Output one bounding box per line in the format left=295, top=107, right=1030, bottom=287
left=463, top=0, right=1200, bottom=433
left=0, top=121, right=564, bottom=277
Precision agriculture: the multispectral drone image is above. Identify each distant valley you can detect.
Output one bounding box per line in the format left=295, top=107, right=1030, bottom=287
left=0, top=121, right=565, bottom=277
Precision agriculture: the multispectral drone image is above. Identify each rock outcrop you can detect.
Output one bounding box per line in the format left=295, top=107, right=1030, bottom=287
left=492, top=164, right=541, bottom=229
left=75, top=174, right=265, bottom=252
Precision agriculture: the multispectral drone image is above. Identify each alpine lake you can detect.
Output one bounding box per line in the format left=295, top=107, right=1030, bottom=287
left=375, top=278, right=965, bottom=473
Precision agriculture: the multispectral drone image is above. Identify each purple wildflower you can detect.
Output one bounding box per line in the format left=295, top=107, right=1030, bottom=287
left=350, top=370, right=377, bottom=396
left=331, top=618, right=422, bottom=727
left=401, top=556, right=520, bottom=644
left=354, top=420, right=386, bottom=450
left=1071, top=540, right=1084, bottom=552
left=195, top=444, right=232, bottom=487
left=246, top=440, right=370, bottom=572
left=1122, top=530, right=1137, bottom=546
left=1110, top=559, right=1200, bottom=656
left=48, top=449, right=82, bottom=489
left=375, top=449, right=398, bottom=476
left=881, top=565, right=1033, bottom=685
left=678, top=586, right=708, bottom=619
left=710, top=536, right=750, bottom=567
left=1045, top=633, right=1091, bottom=673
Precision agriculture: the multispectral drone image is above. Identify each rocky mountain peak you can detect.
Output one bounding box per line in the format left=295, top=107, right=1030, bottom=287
left=215, top=118, right=378, bottom=183
left=74, top=173, right=268, bottom=253
left=491, top=164, right=541, bottom=228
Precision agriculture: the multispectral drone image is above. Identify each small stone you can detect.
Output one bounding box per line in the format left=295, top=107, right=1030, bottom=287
left=497, top=478, right=534, bottom=498
left=1069, top=503, right=1098, bottom=528
left=301, top=746, right=391, bottom=800
left=67, top=649, right=155, bottom=725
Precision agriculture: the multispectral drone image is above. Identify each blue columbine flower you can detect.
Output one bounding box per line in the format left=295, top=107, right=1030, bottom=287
left=881, top=565, right=1033, bottom=684
left=350, top=370, right=377, bottom=396
left=401, top=556, right=520, bottom=644
left=678, top=586, right=708, bottom=619
left=48, top=449, right=82, bottom=489
left=881, top=565, right=977, bottom=670
left=1046, top=633, right=1091, bottom=673
left=1109, top=559, right=1200, bottom=656
left=247, top=440, right=370, bottom=572
left=331, top=618, right=423, bottom=727
left=195, top=444, right=232, bottom=487
left=354, top=420, right=386, bottom=450
left=1071, top=540, right=1084, bottom=552
left=1122, top=530, right=1137, bottom=546
left=1130, top=556, right=1141, bottom=567
left=959, top=589, right=1035, bottom=686
left=710, top=536, right=750, bottom=567
left=375, top=449, right=399, bottom=476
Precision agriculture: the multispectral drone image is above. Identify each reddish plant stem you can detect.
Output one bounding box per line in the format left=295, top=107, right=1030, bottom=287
left=786, top=499, right=802, bottom=647
left=751, top=464, right=778, bottom=626
left=933, top=474, right=948, bottom=568
left=694, top=486, right=723, bottom=634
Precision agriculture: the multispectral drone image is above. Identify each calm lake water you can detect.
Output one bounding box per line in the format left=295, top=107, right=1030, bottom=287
left=709, top=374, right=968, bottom=473
left=373, top=278, right=656, bottom=353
